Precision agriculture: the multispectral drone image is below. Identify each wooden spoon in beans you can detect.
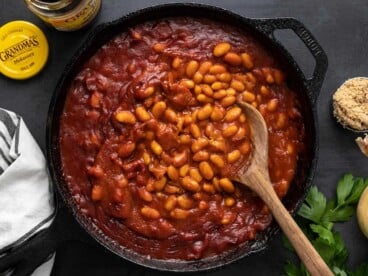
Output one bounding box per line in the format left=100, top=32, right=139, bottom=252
left=233, top=101, right=333, bottom=276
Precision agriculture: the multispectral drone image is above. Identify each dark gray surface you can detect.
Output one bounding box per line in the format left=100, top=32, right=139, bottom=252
left=0, top=1, right=367, bottom=275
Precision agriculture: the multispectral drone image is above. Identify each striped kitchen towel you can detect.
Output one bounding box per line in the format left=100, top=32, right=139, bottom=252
left=0, top=108, right=55, bottom=275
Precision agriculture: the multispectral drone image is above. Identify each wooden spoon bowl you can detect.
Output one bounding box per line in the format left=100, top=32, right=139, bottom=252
left=233, top=101, right=333, bottom=276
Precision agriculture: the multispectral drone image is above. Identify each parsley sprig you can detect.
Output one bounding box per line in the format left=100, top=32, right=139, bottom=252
left=283, top=173, right=368, bottom=276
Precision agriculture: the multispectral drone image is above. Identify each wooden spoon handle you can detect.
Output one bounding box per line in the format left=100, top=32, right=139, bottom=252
left=249, top=171, right=333, bottom=276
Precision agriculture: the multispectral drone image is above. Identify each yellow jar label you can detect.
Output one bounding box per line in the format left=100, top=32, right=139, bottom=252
left=43, top=0, right=101, bottom=31
left=0, top=21, right=49, bottom=80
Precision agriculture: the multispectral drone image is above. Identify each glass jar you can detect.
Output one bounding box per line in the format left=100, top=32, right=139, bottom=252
left=24, top=0, right=102, bottom=31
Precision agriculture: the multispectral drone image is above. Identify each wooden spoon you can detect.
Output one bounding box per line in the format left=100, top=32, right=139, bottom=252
left=233, top=101, right=333, bottom=276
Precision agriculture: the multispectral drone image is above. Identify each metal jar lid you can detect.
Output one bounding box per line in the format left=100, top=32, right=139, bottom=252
left=0, top=20, right=49, bottom=80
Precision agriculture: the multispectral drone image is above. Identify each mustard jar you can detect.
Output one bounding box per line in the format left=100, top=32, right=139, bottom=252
left=24, top=0, right=102, bottom=31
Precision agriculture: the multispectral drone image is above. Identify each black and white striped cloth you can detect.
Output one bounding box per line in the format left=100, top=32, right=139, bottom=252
left=0, top=108, right=55, bottom=275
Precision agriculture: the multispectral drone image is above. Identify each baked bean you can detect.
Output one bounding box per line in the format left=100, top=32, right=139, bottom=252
left=274, top=70, right=284, bottom=84
left=276, top=113, right=287, bottom=129
left=225, top=106, right=242, bottom=122
left=179, top=164, right=190, bottom=177
left=224, top=52, right=242, bottom=66
left=197, top=94, right=213, bottom=103
left=230, top=80, right=245, bottom=91
left=154, top=176, right=167, bottom=191
left=181, top=176, right=201, bottom=192
left=167, top=165, right=179, bottom=180
left=287, top=143, right=294, bottom=154
left=138, top=187, right=153, bottom=202
left=221, top=213, right=235, bottom=225
left=242, top=91, right=256, bottom=102
left=266, top=74, right=274, bottom=84
left=151, top=140, right=163, bottom=155
left=170, top=208, right=189, bottom=219
left=164, top=195, right=177, bottom=211
left=224, top=197, right=235, bottom=207
left=190, top=124, right=201, bottom=138
left=267, top=98, right=279, bottom=112
left=145, top=131, right=155, bottom=140
left=194, top=84, right=202, bottom=94
left=203, top=74, right=217, bottom=84
left=201, top=85, right=214, bottom=97
left=212, top=177, right=222, bottom=192
left=227, top=150, right=241, bottom=163
left=193, top=72, right=204, bottom=84
left=141, top=206, right=160, bottom=219
left=153, top=43, right=165, bottom=52
left=239, top=114, right=246, bottom=123
left=222, top=125, right=238, bottom=137
left=209, top=140, right=227, bottom=152
left=193, top=150, right=210, bottom=161
left=233, top=127, right=247, bottom=141
left=180, top=134, right=191, bottom=144
left=217, top=72, right=232, bottom=82
left=177, top=195, right=193, bottom=209
left=198, top=61, right=213, bottom=74
left=165, top=185, right=182, bottom=194
left=91, top=185, right=103, bottom=201
left=203, top=183, right=216, bottom=194
left=90, top=92, right=101, bottom=108
left=115, top=111, right=136, bottom=124
left=199, top=161, right=214, bottom=180
left=205, top=124, right=215, bottom=138
left=165, top=108, right=178, bottom=123
left=186, top=60, right=199, bottom=77
left=213, top=42, right=231, bottom=57
left=152, top=101, right=167, bottom=118
left=118, top=141, right=136, bottom=157
left=220, top=95, right=236, bottom=107
left=260, top=85, right=270, bottom=96
left=143, top=86, right=155, bottom=98
left=135, top=106, right=151, bottom=122
left=241, top=52, right=254, bottom=69
left=191, top=110, right=199, bottom=122
left=172, top=57, right=182, bottom=69
left=182, top=79, right=195, bottom=89
left=213, top=89, right=227, bottom=99
left=210, top=106, right=225, bottom=121
left=172, top=151, right=188, bottom=167
left=226, top=87, right=236, bottom=96
left=117, top=177, right=128, bottom=188
left=210, top=154, right=225, bottom=168
left=209, top=64, right=227, bottom=75
left=191, top=137, right=209, bottom=152
left=198, top=200, right=209, bottom=210
left=197, top=104, right=213, bottom=120
left=219, top=178, right=235, bottom=193
left=211, top=81, right=224, bottom=91
left=189, top=168, right=203, bottom=182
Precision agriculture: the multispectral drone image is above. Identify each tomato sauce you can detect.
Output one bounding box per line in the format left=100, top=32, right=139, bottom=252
left=59, top=17, right=305, bottom=260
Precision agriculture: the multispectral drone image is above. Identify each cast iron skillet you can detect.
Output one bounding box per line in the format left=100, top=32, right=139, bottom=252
left=0, top=3, right=328, bottom=275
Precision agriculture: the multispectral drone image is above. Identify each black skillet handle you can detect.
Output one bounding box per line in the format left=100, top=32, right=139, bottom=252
left=252, top=18, right=328, bottom=104
left=0, top=198, right=94, bottom=276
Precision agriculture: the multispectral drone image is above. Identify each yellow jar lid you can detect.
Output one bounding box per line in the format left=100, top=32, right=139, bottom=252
left=0, top=20, right=49, bottom=80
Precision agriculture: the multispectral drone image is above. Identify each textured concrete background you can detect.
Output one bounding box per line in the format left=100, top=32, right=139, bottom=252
left=0, top=1, right=367, bottom=275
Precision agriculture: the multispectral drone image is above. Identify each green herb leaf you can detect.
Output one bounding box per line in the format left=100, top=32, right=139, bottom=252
left=310, top=224, right=334, bottom=244
left=284, top=261, right=309, bottom=276
left=283, top=174, right=368, bottom=276
left=333, top=266, right=348, bottom=276
left=349, top=262, right=368, bottom=276
left=298, top=186, right=326, bottom=223
left=323, top=206, right=355, bottom=222
left=337, top=174, right=355, bottom=205
left=345, top=177, right=368, bottom=204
